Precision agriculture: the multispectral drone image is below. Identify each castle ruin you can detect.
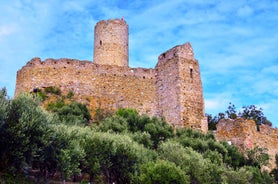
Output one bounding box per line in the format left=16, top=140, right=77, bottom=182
left=15, top=18, right=208, bottom=132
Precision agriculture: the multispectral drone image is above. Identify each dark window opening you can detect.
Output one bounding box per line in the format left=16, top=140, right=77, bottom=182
left=100, top=40, right=102, bottom=45
left=143, top=76, right=145, bottom=79
left=162, top=53, right=166, bottom=58
left=190, top=68, right=193, bottom=78
left=64, top=66, right=66, bottom=69
left=33, top=88, right=39, bottom=93
left=256, top=124, right=260, bottom=131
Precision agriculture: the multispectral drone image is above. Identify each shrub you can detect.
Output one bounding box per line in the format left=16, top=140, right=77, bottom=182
left=139, top=160, right=190, bottom=184
left=44, top=86, right=61, bottom=95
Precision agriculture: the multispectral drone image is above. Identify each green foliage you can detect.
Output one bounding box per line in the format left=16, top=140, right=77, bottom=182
left=221, top=141, right=246, bottom=169
left=93, top=108, right=113, bottom=123
left=207, top=103, right=273, bottom=130
left=240, top=105, right=272, bottom=126
left=139, top=160, right=190, bottom=184
left=58, top=140, right=85, bottom=181
left=44, top=86, right=61, bottom=95
left=47, top=100, right=91, bottom=125
left=225, top=102, right=238, bottom=119
left=98, top=116, right=128, bottom=133
left=114, top=108, right=174, bottom=148
left=270, top=154, right=278, bottom=182
left=0, top=172, right=35, bottom=184
left=0, top=88, right=274, bottom=183
left=158, top=140, right=223, bottom=184
left=130, top=131, right=153, bottom=148
left=34, top=88, right=48, bottom=101
left=83, top=132, right=156, bottom=183
left=223, top=166, right=273, bottom=184
left=175, top=128, right=246, bottom=169
left=66, top=90, right=74, bottom=99
left=246, top=146, right=270, bottom=168
left=0, top=88, right=10, bottom=171
left=1, top=94, right=50, bottom=172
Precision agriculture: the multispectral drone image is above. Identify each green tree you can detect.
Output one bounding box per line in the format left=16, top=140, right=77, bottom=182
left=239, top=105, right=272, bottom=126
left=98, top=116, right=128, bottom=133
left=58, top=140, right=85, bottom=184
left=115, top=108, right=174, bottom=149
left=3, top=94, right=50, bottom=172
left=139, top=160, right=190, bottom=184
left=84, top=132, right=156, bottom=184
left=270, top=154, right=278, bottom=182
left=246, top=146, right=269, bottom=169
left=158, top=140, right=223, bottom=184
left=225, top=102, right=238, bottom=119
left=206, top=113, right=218, bottom=130
left=0, top=87, right=10, bottom=171
left=47, top=101, right=91, bottom=125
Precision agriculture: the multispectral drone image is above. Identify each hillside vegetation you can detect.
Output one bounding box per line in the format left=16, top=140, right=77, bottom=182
left=0, top=87, right=277, bottom=183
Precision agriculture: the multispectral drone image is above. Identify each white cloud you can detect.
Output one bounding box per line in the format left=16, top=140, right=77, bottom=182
left=0, top=25, right=17, bottom=36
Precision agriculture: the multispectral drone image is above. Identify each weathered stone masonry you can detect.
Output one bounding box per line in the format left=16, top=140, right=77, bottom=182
left=215, top=119, right=278, bottom=170
left=15, top=18, right=208, bottom=132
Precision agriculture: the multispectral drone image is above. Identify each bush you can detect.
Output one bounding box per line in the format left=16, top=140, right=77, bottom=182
left=44, top=86, right=61, bottom=95
left=139, top=160, right=190, bottom=184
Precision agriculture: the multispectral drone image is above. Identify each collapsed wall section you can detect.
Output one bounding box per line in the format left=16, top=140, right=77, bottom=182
left=215, top=119, right=278, bottom=170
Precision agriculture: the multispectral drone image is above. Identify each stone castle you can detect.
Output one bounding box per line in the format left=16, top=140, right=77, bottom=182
left=14, top=18, right=278, bottom=169
left=15, top=18, right=208, bottom=132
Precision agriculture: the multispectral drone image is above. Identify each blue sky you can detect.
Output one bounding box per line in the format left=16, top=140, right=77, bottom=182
left=0, top=0, right=277, bottom=127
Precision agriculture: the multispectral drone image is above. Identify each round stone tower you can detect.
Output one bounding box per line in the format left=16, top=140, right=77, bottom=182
left=93, top=19, right=129, bottom=67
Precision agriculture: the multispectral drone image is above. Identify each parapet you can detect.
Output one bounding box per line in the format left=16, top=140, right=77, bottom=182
left=95, top=19, right=127, bottom=27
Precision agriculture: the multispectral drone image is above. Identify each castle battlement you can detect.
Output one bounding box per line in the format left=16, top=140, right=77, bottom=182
left=15, top=19, right=207, bottom=132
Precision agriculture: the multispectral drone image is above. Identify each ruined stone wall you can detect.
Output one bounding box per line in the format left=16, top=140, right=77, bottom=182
left=15, top=58, right=158, bottom=117
left=94, top=19, right=128, bottom=67
left=215, top=119, right=278, bottom=170
left=155, top=43, right=207, bottom=132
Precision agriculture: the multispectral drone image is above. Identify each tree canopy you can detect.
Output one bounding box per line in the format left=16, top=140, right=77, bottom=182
left=0, top=87, right=276, bottom=183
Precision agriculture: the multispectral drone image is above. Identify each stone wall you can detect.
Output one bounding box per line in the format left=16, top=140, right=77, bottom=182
left=215, top=118, right=278, bottom=170
left=15, top=57, right=158, bottom=117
